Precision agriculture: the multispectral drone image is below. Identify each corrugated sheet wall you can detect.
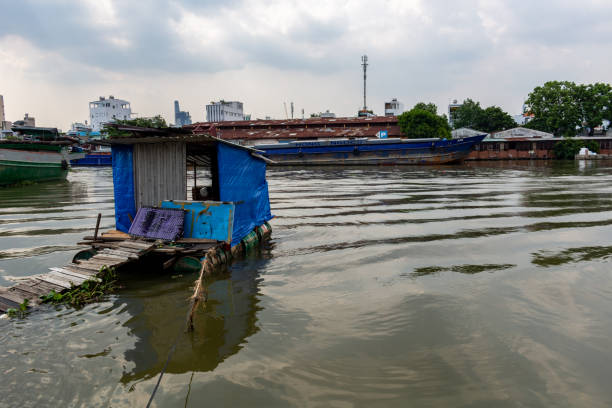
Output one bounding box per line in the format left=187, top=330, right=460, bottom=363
left=133, top=142, right=186, bottom=209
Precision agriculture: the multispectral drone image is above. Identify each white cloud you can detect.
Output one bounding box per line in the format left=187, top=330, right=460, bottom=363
left=1, top=0, right=611, bottom=129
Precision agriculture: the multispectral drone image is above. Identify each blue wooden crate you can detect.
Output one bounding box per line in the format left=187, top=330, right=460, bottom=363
left=161, top=200, right=234, bottom=243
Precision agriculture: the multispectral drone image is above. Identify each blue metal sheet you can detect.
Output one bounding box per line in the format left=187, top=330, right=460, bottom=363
left=161, top=200, right=234, bottom=243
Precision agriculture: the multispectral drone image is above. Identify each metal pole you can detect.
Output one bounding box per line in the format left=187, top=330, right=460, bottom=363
left=361, top=55, right=368, bottom=110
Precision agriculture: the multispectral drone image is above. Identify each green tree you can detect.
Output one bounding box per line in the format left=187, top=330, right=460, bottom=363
left=104, top=115, right=168, bottom=137
left=452, top=99, right=483, bottom=130
left=413, top=102, right=438, bottom=115
left=480, top=106, right=516, bottom=133
left=452, top=99, right=516, bottom=132
left=553, top=138, right=600, bottom=159
left=524, top=81, right=581, bottom=136
left=398, top=108, right=451, bottom=139
left=577, top=83, right=612, bottom=135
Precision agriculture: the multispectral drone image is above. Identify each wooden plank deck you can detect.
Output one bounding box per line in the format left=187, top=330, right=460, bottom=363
left=0, top=239, right=157, bottom=313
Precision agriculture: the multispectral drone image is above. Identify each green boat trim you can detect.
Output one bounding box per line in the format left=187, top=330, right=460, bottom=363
left=0, top=159, right=64, bottom=168
left=0, top=143, right=65, bottom=152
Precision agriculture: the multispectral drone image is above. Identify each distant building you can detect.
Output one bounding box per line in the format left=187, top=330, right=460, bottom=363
left=206, top=101, right=245, bottom=122
left=320, top=110, right=336, bottom=118
left=66, top=122, right=93, bottom=138
left=384, top=98, right=404, bottom=116
left=448, top=99, right=463, bottom=127
left=0, top=95, right=11, bottom=132
left=0, top=95, right=4, bottom=123
left=174, top=100, right=192, bottom=127
left=357, top=109, right=375, bottom=118
left=89, top=96, right=131, bottom=131
left=13, top=113, right=35, bottom=127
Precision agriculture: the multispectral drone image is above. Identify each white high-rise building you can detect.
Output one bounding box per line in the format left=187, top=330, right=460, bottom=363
left=89, top=96, right=131, bottom=131
left=384, top=98, right=404, bottom=116
left=206, top=101, right=245, bottom=122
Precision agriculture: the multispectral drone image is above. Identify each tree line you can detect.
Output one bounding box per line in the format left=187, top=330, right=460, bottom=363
left=398, top=81, right=612, bottom=139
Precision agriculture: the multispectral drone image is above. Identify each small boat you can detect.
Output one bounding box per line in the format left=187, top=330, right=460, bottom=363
left=254, top=134, right=487, bottom=165
left=0, top=127, right=85, bottom=186
left=70, top=148, right=112, bottom=166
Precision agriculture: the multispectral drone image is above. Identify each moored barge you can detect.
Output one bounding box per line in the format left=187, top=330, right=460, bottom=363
left=254, top=134, right=487, bottom=165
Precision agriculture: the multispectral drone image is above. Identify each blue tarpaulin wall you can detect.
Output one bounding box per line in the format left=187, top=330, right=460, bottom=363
left=217, top=143, right=273, bottom=246
left=111, top=145, right=136, bottom=233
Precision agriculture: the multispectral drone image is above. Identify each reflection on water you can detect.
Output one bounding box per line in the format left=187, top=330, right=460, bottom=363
left=410, top=263, right=515, bottom=277
left=2, top=162, right=612, bottom=407
left=118, top=256, right=266, bottom=383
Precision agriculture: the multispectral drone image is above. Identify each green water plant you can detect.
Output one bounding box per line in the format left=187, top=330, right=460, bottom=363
left=6, top=299, right=29, bottom=318
left=41, top=266, right=118, bottom=307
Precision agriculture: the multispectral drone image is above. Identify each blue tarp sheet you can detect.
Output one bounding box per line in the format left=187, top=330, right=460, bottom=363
left=217, top=143, right=273, bottom=246
left=111, top=145, right=136, bottom=233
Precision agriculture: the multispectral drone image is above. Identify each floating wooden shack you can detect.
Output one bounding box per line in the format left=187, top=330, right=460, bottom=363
left=0, top=125, right=274, bottom=315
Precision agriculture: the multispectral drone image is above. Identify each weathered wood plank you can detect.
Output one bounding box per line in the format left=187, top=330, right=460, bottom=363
left=1, top=298, right=20, bottom=312
left=101, top=229, right=130, bottom=238
left=13, top=283, right=48, bottom=297
left=7, top=287, right=40, bottom=304
left=37, top=275, right=73, bottom=289
left=82, top=236, right=126, bottom=242
left=30, top=278, right=65, bottom=293
left=61, top=265, right=99, bottom=277
left=98, top=249, right=139, bottom=259
left=75, top=261, right=111, bottom=271
left=111, top=245, right=146, bottom=254
left=79, top=258, right=116, bottom=266
left=89, top=255, right=128, bottom=263
left=49, top=271, right=88, bottom=285
left=0, top=289, right=27, bottom=304
left=91, top=252, right=129, bottom=260
left=49, top=268, right=100, bottom=282
left=151, top=247, right=178, bottom=254
left=120, top=241, right=154, bottom=249
left=67, top=262, right=103, bottom=272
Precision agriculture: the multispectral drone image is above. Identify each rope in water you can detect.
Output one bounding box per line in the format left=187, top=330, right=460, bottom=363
left=146, top=261, right=209, bottom=407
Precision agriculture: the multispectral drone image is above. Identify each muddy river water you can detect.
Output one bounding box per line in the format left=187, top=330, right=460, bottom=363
left=1, top=162, right=612, bottom=407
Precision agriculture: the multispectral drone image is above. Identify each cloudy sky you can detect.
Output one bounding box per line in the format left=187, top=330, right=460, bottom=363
left=1, top=0, right=611, bottom=130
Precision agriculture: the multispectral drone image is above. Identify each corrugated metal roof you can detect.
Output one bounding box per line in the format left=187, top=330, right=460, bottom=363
left=187, top=116, right=402, bottom=141
left=187, top=116, right=399, bottom=129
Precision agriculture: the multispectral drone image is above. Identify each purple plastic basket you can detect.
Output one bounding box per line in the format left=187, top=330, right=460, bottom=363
left=128, top=207, right=185, bottom=241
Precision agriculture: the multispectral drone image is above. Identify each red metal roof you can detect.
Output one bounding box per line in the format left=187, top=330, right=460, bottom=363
left=187, top=116, right=401, bottom=140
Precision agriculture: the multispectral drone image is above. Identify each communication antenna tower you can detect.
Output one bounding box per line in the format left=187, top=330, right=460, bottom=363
left=290, top=102, right=294, bottom=119
left=361, top=55, right=368, bottom=110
